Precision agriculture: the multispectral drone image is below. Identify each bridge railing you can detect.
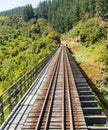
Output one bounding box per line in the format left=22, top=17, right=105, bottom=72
left=0, top=49, right=57, bottom=125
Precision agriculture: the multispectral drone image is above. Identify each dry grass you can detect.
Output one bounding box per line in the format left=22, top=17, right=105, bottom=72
left=67, top=42, right=104, bottom=85
left=81, top=62, right=103, bottom=84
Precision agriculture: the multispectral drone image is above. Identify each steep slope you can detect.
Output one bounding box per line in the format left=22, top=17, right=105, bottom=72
left=0, top=16, right=60, bottom=93
left=62, top=17, right=108, bottom=109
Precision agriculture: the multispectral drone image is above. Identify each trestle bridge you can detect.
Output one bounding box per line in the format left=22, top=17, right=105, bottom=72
left=0, top=46, right=108, bottom=130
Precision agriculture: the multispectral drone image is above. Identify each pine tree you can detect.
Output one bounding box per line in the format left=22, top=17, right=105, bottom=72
left=23, top=4, right=34, bottom=21
left=34, top=0, right=108, bottom=33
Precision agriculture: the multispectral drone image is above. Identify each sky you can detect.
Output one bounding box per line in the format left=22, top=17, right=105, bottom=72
left=0, top=0, right=44, bottom=12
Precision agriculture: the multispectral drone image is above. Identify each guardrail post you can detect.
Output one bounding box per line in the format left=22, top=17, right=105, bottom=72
left=0, top=95, right=4, bottom=125
left=15, top=87, right=19, bottom=105
left=32, top=70, right=34, bottom=83
left=8, top=89, right=12, bottom=113
left=35, top=67, right=37, bottom=78
left=32, top=69, right=34, bottom=81
left=24, top=76, right=26, bottom=93
left=27, top=73, right=30, bottom=89
left=20, top=79, right=22, bottom=97
left=29, top=72, right=32, bottom=86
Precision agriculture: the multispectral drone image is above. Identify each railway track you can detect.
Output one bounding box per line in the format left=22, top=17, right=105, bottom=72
left=0, top=46, right=108, bottom=130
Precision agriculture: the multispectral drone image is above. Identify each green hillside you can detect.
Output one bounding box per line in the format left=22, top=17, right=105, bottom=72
left=0, top=0, right=108, bottom=33
left=62, top=17, right=108, bottom=109
left=35, top=0, right=108, bottom=33
left=0, top=16, right=60, bottom=93
left=0, top=6, right=25, bottom=16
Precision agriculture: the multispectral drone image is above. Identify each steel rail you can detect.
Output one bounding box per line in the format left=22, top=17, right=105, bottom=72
left=64, top=47, right=74, bottom=130
left=44, top=49, right=62, bottom=130
left=35, top=48, right=62, bottom=130
left=66, top=46, right=87, bottom=129
left=62, top=48, right=65, bottom=130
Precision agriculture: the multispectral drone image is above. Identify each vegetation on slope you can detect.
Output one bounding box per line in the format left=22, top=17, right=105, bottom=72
left=0, top=0, right=108, bottom=33
left=35, top=0, right=108, bottom=33
left=63, top=17, right=108, bottom=109
left=0, top=6, right=25, bottom=16
left=0, top=16, right=60, bottom=93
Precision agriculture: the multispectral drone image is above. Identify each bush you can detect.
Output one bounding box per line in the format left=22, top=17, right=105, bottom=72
left=0, top=16, right=60, bottom=93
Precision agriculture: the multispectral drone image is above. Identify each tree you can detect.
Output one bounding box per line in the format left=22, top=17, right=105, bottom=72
left=23, top=4, right=34, bottom=21
left=0, top=59, right=14, bottom=81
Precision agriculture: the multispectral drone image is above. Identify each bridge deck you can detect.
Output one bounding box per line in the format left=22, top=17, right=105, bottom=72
left=0, top=46, right=108, bottom=130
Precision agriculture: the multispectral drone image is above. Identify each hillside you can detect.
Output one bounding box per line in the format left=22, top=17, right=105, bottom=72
left=0, top=0, right=108, bottom=33
left=0, top=6, right=25, bottom=16
left=0, top=16, right=60, bottom=93
left=62, top=17, right=108, bottom=109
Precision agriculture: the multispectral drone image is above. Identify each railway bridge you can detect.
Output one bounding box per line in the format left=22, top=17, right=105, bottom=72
left=0, top=46, right=108, bottom=130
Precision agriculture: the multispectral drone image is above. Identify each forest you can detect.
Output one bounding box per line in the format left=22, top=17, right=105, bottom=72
left=35, top=0, right=108, bottom=33
left=0, top=0, right=108, bottom=108
left=0, top=0, right=108, bottom=33
left=0, top=16, right=60, bottom=93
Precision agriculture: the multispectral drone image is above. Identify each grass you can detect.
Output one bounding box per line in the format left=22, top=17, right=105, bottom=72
left=66, top=41, right=108, bottom=110
left=68, top=42, right=103, bottom=83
